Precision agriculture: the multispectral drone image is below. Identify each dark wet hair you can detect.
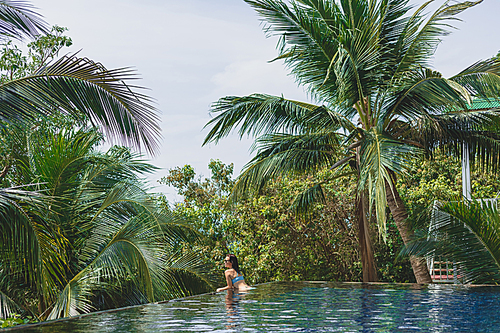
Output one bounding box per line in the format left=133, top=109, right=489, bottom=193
left=227, top=254, right=240, bottom=274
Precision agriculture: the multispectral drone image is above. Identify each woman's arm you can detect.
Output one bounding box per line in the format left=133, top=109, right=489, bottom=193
left=216, top=270, right=234, bottom=292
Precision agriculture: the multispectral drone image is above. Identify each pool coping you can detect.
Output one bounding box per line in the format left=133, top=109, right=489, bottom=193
left=3, top=280, right=499, bottom=331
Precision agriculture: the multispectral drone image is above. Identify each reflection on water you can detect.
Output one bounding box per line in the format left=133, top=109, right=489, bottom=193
left=9, top=282, right=500, bottom=332
left=224, top=289, right=248, bottom=330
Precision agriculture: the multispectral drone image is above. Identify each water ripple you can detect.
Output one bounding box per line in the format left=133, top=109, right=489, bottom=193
left=14, top=282, right=500, bottom=332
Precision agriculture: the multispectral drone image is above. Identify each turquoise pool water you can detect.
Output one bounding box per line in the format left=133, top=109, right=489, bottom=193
left=8, top=281, right=500, bottom=332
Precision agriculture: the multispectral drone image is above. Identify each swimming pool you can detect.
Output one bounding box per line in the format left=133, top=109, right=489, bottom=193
left=7, top=281, right=500, bottom=332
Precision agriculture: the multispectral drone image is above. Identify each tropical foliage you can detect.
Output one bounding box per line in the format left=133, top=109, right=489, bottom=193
left=398, top=152, right=500, bottom=214
left=0, top=1, right=211, bottom=323
left=0, top=0, right=45, bottom=41
left=163, top=160, right=425, bottom=285
left=203, top=0, right=500, bottom=282
left=159, top=160, right=240, bottom=286
left=397, top=152, right=500, bottom=285
left=233, top=170, right=362, bottom=283
left=163, top=153, right=500, bottom=286
left=402, top=199, right=500, bottom=285
left=0, top=117, right=213, bottom=320
left=0, top=6, right=160, bottom=155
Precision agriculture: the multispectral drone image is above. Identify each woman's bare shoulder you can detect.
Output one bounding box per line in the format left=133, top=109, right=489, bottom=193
left=224, top=268, right=236, bottom=275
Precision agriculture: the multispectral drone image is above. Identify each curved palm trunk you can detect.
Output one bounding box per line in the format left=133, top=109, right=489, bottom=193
left=357, top=191, right=378, bottom=282
left=385, top=175, right=432, bottom=284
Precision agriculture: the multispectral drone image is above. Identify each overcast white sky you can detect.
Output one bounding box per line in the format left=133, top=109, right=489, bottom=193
left=34, top=0, right=500, bottom=202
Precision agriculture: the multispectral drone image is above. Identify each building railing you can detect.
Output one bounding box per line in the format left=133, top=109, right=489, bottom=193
left=427, top=257, right=458, bottom=283
left=427, top=198, right=499, bottom=283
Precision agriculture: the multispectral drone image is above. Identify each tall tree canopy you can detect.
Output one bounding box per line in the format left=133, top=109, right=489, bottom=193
left=203, top=0, right=500, bottom=283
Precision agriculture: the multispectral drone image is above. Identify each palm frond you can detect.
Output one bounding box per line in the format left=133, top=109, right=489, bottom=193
left=1, top=123, right=210, bottom=320
left=48, top=204, right=209, bottom=319
left=385, top=67, right=472, bottom=124
left=230, top=131, right=343, bottom=201
left=204, top=93, right=350, bottom=145
left=0, top=289, right=21, bottom=319
left=0, top=0, right=47, bottom=40
left=48, top=215, right=163, bottom=318
left=404, top=109, right=500, bottom=172
left=0, top=54, right=161, bottom=154
left=450, top=57, right=500, bottom=99
left=47, top=277, right=96, bottom=319
left=244, top=0, right=340, bottom=103
left=160, top=250, right=216, bottom=297
left=401, top=199, right=500, bottom=284
left=0, top=184, right=43, bottom=208
left=45, top=170, right=209, bottom=319
left=0, top=187, right=69, bottom=305
left=26, top=126, right=102, bottom=198
left=358, top=127, right=422, bottom=239
left=391, top=0, right=482, bottom=80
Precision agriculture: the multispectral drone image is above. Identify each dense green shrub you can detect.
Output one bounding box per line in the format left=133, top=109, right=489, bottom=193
left=162, top=160, right=425, bottom=285
left=398, top=153, right=500, bottom=222
left=232, top=175, right=361, bottom=283
left=163, top=153, right=500, bottom=285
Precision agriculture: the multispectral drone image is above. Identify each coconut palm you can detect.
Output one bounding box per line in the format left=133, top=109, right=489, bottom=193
left=0, top=0, right=162, bottom=255
left=203, top=0, right=500, bottom=282
left=401, top=199, right=500, bottom=284
left=0, top=0, right=186, bottom=321
left=0, top=122, right=212, bottom=320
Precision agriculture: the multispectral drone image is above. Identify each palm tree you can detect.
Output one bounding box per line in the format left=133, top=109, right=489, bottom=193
left=203, top=0, right=500, bottom=283
left=0, top=121, right=212, bottom=319
left=402, top=198, right=500, bottom=284
left=0, top=1, right=182, bottom=321
left=0, top=0, right=162, bottom=240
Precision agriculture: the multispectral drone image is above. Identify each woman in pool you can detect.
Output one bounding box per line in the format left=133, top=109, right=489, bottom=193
left=216, top=254, right=250, bottom=292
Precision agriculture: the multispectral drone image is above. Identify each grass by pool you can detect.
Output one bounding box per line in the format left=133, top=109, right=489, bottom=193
left=7, top=281, right=500, bottom=332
